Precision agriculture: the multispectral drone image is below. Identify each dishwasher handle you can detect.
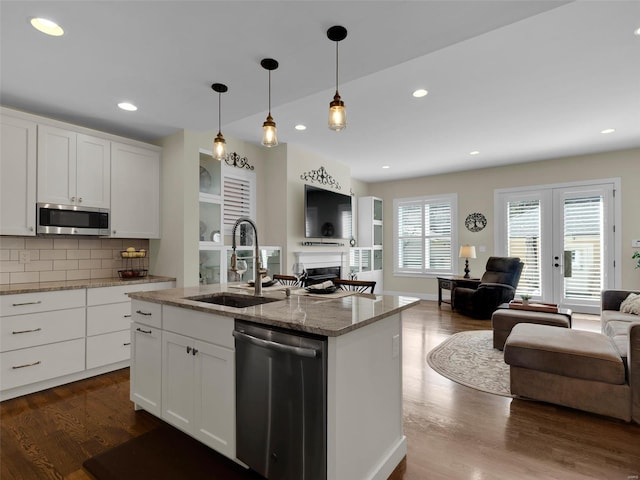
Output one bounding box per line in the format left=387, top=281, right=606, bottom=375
left=233, top=330, right=319, bottom=359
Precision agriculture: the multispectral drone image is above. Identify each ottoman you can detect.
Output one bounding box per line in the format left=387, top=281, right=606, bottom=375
left=504, top=323, right=631, bottom=421
left=492, top=308, right=571, bottom=350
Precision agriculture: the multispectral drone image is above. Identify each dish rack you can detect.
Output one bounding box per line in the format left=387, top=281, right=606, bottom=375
left=118, top=249, right=148, bottom=279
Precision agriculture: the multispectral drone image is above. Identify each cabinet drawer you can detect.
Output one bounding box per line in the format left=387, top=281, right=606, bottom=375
left=0, top=338, right=85, bottom=390
left=87, top=285, right=133, bottom=306
left=87, top=302, right=131, bottom=336
left=1, top=307, right=85, bottom=352
left=86, top=330, right=131, bottom=369
left=1, top=289, right=85, bottom=317
left=163, top=305, right=233, bottom=349
left=131, top=300, right=162, bottom=328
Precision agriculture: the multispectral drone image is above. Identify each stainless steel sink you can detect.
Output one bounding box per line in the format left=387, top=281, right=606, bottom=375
left=185, top=292, right=281, bottom=308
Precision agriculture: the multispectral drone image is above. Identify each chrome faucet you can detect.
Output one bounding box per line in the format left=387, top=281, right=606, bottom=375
left=230, top=217, right=264, bottom=296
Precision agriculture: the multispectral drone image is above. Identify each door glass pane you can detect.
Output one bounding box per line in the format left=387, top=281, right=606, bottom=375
left=507, top=199, right=541, bottom=296
left=563, top=196, right=602, bottom=300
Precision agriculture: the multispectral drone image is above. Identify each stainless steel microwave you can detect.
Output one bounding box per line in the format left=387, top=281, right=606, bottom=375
left=37, top=203, right=110, bottom=235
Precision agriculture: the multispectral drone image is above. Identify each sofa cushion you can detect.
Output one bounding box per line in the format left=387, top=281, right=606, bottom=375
left=604, top=320, right=640, bottom=338
left=504, top=323, right=626, bottom=385
left=620, top=293, right=640, bottom=314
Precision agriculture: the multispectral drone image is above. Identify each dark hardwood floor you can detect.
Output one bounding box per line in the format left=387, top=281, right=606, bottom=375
left=1, top=301, right=638, bottom=479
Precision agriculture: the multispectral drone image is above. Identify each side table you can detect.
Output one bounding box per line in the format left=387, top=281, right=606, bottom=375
left=437, top=276, right=481, bottom=307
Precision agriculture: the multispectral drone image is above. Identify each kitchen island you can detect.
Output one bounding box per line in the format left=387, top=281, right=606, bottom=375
left=128, top=283, right=419, bottom=480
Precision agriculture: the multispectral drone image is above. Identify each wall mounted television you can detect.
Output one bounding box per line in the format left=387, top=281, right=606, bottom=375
left=304, top=184, right=352, bottom=239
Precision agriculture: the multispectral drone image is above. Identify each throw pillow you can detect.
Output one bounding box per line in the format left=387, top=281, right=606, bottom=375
left=628, top=296, right=640, bottom=315
left=620, top=293, right=639, bottom=314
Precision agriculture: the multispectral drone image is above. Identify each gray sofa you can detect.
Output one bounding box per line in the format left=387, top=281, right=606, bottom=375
left=504, top=289, right=640, bottom=423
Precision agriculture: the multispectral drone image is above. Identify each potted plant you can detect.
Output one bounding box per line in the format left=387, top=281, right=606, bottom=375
left=633, top=251, right=640, bottom=269
left=520, top=294, right=532, bottom=306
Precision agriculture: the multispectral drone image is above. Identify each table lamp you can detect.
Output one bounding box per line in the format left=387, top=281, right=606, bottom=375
left=459, top=245, right=477, bottom=279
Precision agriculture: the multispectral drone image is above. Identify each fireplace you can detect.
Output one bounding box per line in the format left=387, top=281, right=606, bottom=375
left=305, top=266, right=341, bottom=286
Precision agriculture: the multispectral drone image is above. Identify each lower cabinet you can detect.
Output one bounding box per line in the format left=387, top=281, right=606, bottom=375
left=161, top=330, right=235, bottom=459
left=130, top=321, right=162, bottom=416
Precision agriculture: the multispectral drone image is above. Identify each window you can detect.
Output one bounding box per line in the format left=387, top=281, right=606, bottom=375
left=393, top=194, right=457, bottom=276
left=222, top=169, right=256, bottom=235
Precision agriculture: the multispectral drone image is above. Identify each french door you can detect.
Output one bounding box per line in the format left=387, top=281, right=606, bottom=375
left=496, top=180, right=618, bottom=314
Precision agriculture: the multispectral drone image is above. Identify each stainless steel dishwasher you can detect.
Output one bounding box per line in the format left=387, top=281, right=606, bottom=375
left=233, top=320, right=327, bottom=480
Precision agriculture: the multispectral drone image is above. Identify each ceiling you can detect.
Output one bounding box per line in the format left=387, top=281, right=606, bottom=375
left=1, top=1, right=639, bottom=183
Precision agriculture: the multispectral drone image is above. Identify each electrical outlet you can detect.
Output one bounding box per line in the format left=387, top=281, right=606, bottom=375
left=18, top=251, right=30, bottom=264
left=632, top=239, right=640, bottom=248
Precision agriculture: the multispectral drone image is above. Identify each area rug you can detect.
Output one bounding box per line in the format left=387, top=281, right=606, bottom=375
left=83, top=424, right=262, bottom=480
left=427, top=330, right=513, bottom=397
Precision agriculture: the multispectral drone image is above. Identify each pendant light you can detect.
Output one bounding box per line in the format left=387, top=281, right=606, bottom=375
left=260, top=58, right=279, bottom=147
left=327, top=25, right=347, bottom=131
left=211, top=83, right=228, bottom=161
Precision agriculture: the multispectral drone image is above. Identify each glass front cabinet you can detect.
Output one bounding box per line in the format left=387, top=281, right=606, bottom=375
left=198, top=150, right=281, bottom=285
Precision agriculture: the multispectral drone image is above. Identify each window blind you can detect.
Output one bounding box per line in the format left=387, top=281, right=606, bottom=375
left=395, top=195, right=455, bottom=275
left=507, top=199, right=541, bottom=296
left=223, top=174, right=254, bottom=234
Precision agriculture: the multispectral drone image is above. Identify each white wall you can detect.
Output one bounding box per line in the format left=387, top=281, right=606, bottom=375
left=370, top=147, right=640, bottom=296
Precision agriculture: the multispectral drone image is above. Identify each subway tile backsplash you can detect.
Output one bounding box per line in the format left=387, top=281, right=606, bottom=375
left=0, top=236, right=149, bottom=284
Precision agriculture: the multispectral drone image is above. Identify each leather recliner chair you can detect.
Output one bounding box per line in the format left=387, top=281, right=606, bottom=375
left=452, top=256, right=524, bottom=319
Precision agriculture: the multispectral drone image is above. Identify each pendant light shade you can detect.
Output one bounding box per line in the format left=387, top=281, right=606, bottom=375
left=260, top=58, right=279, bottom=147
left=211, top=83, right=228, bottom=161
left=327, top=25, right=347, bottom=131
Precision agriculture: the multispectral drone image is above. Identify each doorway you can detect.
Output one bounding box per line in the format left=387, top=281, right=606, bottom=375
left=495, top=179, right=619, bottom=314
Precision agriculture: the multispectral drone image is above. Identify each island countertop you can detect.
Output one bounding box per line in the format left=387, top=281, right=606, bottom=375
left=128, top=283, right=420, bottom=337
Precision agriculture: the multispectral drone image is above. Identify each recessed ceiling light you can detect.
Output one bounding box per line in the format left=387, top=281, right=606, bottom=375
left=634, top=26, right=640, bottom=36
left=294, top=124, right=307, bottom=131
left=118, top=102, right=138, bottom=112
left=412, top=89, right=428, bottom=98
left=601, top=128, right=615, bottom=134
left=30, top=17, right=64, bottom=36
left=382, top=165, right=390, bottom=169
left=469, top=151, right=480, bottom=155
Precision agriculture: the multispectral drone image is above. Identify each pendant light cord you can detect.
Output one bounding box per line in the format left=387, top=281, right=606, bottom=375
left=218, top=92, right=222, bottom=134
left=335, top=41, right=339, bottom=92
left=268, top=70, right=272, bottom=115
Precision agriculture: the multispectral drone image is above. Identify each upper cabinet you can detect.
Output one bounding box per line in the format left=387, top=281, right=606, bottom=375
left=358, top=196, right=383, bottom=248
left=0, top=113, right=37, bottom=236
left=37, top=125, right=110, bottom=208
left=110, top=142, right=161, bottom=239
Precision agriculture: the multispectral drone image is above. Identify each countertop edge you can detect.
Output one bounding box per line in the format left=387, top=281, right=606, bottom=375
left=0, top=276, right=176, bottom=295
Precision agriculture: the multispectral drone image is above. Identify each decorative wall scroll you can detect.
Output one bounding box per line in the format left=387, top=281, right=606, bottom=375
left=224, top=152, right=254, bottom=170
left=300, top=166, right=342, bottom=190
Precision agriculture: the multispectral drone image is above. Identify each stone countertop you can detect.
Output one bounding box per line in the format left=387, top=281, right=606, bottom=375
left=0, top=275, right=176, bottom=295
left=129, top=283, right=420, bottom=337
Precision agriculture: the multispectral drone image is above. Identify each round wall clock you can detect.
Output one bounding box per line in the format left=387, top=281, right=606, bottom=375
left=465, top=212, right=487, bottom=232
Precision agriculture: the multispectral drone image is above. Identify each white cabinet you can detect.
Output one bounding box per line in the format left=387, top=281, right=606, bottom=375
left=152, top=306, right=236, bottom=459
left=0, top=290, right=86, bottom=396
left=37, top=125, right=110, bottom=208
left=0, top=111, right=37, bottom=236
left=111, top=142, right=161, bottom=238
left=162, top=330, right=235, bottom=458
left=355, top=196, right=383, bottom=293
left=358, top=196, right=383, bottom=248
left=131, top=320, right=162, bottom=416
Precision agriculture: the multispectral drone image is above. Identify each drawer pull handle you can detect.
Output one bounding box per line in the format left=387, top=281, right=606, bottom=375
left=12, top=360, right=41, bottom=370
left=136, top=310, right=152, bottom=316
left=12, top=327, right=42, bottom=335
left=12, top=300, right=42, bottom=307
left=186, top=346, right=192, bottom=354
left=123, top=342, right=131, bottom=346
left=136, top=327, right=152, bottom=334
left=123, top=314, right=132, bottom=318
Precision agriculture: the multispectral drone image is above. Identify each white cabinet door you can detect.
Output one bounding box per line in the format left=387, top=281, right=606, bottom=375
left=111, top=142, right=161, bottom=238
left=37, top=125, right=76, bottom=205
left=130, top=322, right=162, bottom=416
left=76, top=134, right=110, bottom=208
left=0, top=113, right=37, bottom=235
left=37, top=126, right=110, bottom=208
left=162, top=331, right=195, bottom=431
left=193, top=339, right=235, bottom=458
